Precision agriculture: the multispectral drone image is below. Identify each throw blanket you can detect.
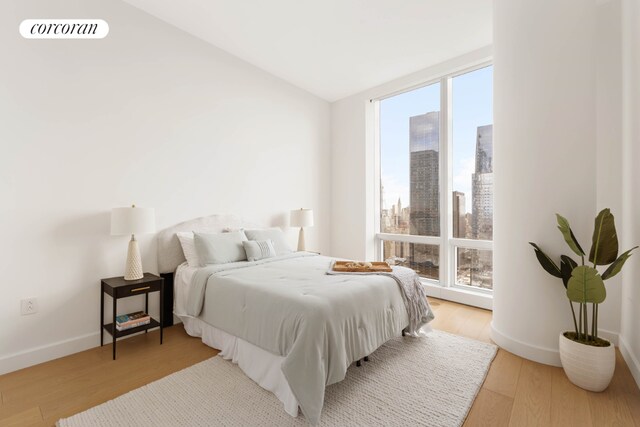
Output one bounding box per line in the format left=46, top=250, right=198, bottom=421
left=327, top=262, right=434, bottom=334
left=185, top=254, right=430, bottom=425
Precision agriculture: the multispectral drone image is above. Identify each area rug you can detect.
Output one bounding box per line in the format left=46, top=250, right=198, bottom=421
left=57, top=330, right=497, bottom=427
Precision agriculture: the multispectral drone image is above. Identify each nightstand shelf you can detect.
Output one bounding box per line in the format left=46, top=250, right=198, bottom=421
left=102, top=318, right=161, bottom=339
left=100, top=273, right=164, bottom=360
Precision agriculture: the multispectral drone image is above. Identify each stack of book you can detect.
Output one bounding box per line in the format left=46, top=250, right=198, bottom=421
left=115, top=311, right=151, bottom=331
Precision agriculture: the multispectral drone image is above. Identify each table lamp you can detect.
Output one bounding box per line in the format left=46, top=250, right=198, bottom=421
left=111, top=205, right=156, bottom=280
left=290, top=208, right=314, bottom=252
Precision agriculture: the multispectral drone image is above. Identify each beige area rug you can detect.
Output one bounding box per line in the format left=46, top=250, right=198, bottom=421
left=57, top=330, right=497, bottom=427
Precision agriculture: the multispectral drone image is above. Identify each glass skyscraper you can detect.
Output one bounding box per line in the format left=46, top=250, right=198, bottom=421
left=409, top=111, right=440, bottom=237
left=408, top=111, right=440, bottom=278
left=472, top=124, right=493, bottom=240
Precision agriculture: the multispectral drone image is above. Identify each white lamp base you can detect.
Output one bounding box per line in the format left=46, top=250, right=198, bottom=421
left=124, top=236, right=143, bottom=280
left=297, top=227, right=306, bottom=252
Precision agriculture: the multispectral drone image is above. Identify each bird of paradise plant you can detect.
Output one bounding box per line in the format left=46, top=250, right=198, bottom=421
left=529, top=209, right=637, bottom=346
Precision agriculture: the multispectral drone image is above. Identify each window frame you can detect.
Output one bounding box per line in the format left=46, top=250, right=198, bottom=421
left=374, top=60, right=494, bottom=298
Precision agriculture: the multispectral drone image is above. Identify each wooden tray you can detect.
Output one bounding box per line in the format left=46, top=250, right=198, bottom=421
left=332, top=261, right=392, bottom=273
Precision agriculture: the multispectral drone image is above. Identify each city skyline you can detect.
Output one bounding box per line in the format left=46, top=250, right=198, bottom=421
left=380, top=65, right=493, bottom=288
left=381, top=121, right=493, bottom=240
left=380, top=65, right=493, bottom=213
left=381, top=119, right=493, bottom=288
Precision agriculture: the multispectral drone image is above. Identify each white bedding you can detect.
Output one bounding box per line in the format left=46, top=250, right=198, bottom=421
left=174, top=262, right=197, bottom=318
left=175, top=263, right=300, bottom=416
left=174, top=256, right=432, bottom=424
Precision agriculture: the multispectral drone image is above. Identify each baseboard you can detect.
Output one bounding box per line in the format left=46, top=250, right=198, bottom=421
left=0, top=332, right=100, bottom=375
left=619, top=335, right=640, bottom=389
left=0, top=315, right=183, bottom=375
left=490, top=322, right=562, bottom=366
left=490, top=323, right=621, bottom=367
left=423, top=283, right=493, bottom=310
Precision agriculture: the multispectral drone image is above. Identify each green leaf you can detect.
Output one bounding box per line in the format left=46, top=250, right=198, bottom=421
left=566, top=265, right=606, bottom=304
left=529, top=242, right=562, bottom=278
left=589, top=209, right=619, bottom=265
left=560, top=255, right=578, bottom=288
left=556, top=214, right=585, bottom=257
left=601, top=246, right=638, bottom=280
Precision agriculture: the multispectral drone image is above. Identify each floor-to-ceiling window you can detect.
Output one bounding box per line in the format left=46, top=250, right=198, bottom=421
left=376, top=64, right=493, bottom=295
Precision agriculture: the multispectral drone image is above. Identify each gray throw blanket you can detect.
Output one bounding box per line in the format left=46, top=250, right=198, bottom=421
left=327, top=262, right=434, bottom=334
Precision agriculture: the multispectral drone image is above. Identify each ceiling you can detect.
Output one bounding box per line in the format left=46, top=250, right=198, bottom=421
left=122, top=0, right=492, bottom=102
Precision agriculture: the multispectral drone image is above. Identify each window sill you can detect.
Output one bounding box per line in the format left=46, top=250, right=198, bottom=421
left=422, top=281, right=493, bottom=310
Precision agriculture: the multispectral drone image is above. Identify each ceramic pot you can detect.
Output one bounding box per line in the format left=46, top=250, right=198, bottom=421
left=559, top=332, right=615, bottom=392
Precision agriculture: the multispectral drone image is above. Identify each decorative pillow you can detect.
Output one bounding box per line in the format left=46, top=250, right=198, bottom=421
left=176, top=232, right=200, bottom=267
left=244, top=228, right=293, bottom=256
left=223, top=227, right=244, bottom=233
left=193, top=230, right=248, bottom=265
left=242, top=240, right=276, bottom=262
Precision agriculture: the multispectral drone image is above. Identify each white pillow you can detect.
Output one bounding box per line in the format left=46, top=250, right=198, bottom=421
left=193, top=230, right=248, bottom=265
left=244, top=228, right=292, bottom=256
left=176, top=232, right=200, bottom=267
left=242, top=240, right=276, bottom=262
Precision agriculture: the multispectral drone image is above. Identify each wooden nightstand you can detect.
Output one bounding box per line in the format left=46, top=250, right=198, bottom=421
left=100, top=273, right=164, bottom=360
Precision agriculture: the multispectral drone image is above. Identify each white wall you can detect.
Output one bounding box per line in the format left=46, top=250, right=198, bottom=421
left=620, top=0, right=640, bottom=387
left=491, top=0, right=637, bottom=366
left=0, top=0, right=330, bottom=374
left=595, top=0, right=624, bottom=339
left=330, top=96, right=370, bottom=260
left=491, top=0, right=597, bottom=366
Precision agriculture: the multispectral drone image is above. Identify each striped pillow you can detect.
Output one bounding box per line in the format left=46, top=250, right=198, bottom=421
left=242, top=240, right=276, bottom=262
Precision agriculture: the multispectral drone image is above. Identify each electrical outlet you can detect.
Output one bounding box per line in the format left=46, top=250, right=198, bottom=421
left=21, top=298, right=38, bottom=315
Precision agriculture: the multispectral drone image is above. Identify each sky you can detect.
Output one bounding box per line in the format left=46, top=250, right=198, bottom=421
left=380, top=65, right=493, bottom=213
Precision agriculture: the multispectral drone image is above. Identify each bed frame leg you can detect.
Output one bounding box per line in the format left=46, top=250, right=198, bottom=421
left=402, top=329, right=407, bottom=337
left=356, top=359, right=362, bottom=367
left=364, top=356, right=369, bottom=362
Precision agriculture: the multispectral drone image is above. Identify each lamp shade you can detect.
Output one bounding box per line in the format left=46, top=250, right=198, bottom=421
left=111, top=206, right=156, bottom=236
left=290, top=208, right=314, bottom=228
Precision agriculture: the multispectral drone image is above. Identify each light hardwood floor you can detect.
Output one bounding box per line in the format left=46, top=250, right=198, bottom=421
left=1, top=298, right=638, bottom=426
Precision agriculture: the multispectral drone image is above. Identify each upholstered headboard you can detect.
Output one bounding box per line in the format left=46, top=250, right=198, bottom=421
left=156, top=213, right=259, bottom=274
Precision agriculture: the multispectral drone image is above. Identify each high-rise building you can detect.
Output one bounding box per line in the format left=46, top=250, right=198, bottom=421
left=472, top=124, right=493, bottom=240
left=409, top=112, right=440, bottom=237
left=408, top=111, right=440, bottom=279
left=452, top=191, right=466, bottom=238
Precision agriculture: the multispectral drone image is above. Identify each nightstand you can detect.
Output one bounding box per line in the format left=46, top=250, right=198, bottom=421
left=100, top=273, right=164, bottom=360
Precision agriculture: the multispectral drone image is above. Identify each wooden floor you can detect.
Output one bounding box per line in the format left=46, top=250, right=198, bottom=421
left=429, top=299, right=640, bottom=427
left=1, top=298, right=638, bottom=426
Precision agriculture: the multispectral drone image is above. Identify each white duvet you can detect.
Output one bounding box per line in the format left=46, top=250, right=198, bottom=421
left=184, top=253, right=433, bottom=425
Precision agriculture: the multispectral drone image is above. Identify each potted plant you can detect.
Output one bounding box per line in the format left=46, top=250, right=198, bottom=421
left=529, top=208, right=637, bottom=391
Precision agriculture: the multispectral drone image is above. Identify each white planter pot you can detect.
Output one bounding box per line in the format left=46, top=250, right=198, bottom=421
left=559, top=332, right=615, bottom=392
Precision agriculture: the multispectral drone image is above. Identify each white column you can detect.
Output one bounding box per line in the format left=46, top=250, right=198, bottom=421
left=492, top=0, right=598, bottom=365
left=620, top=0, right=640, bottom=385
left=595, top=0, right=624, bottom=344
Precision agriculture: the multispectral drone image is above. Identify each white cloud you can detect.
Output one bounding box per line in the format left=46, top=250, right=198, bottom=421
left=380, top=173, right=409, bottom=210
left=452, top=156, right=475, bottom=213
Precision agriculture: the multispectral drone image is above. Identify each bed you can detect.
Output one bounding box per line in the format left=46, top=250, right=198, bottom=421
left=156, top=214, right=433, bottom=425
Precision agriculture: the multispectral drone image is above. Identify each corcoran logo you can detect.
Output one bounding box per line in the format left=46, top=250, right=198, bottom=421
left=19, top=19, right=109, bottom=39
